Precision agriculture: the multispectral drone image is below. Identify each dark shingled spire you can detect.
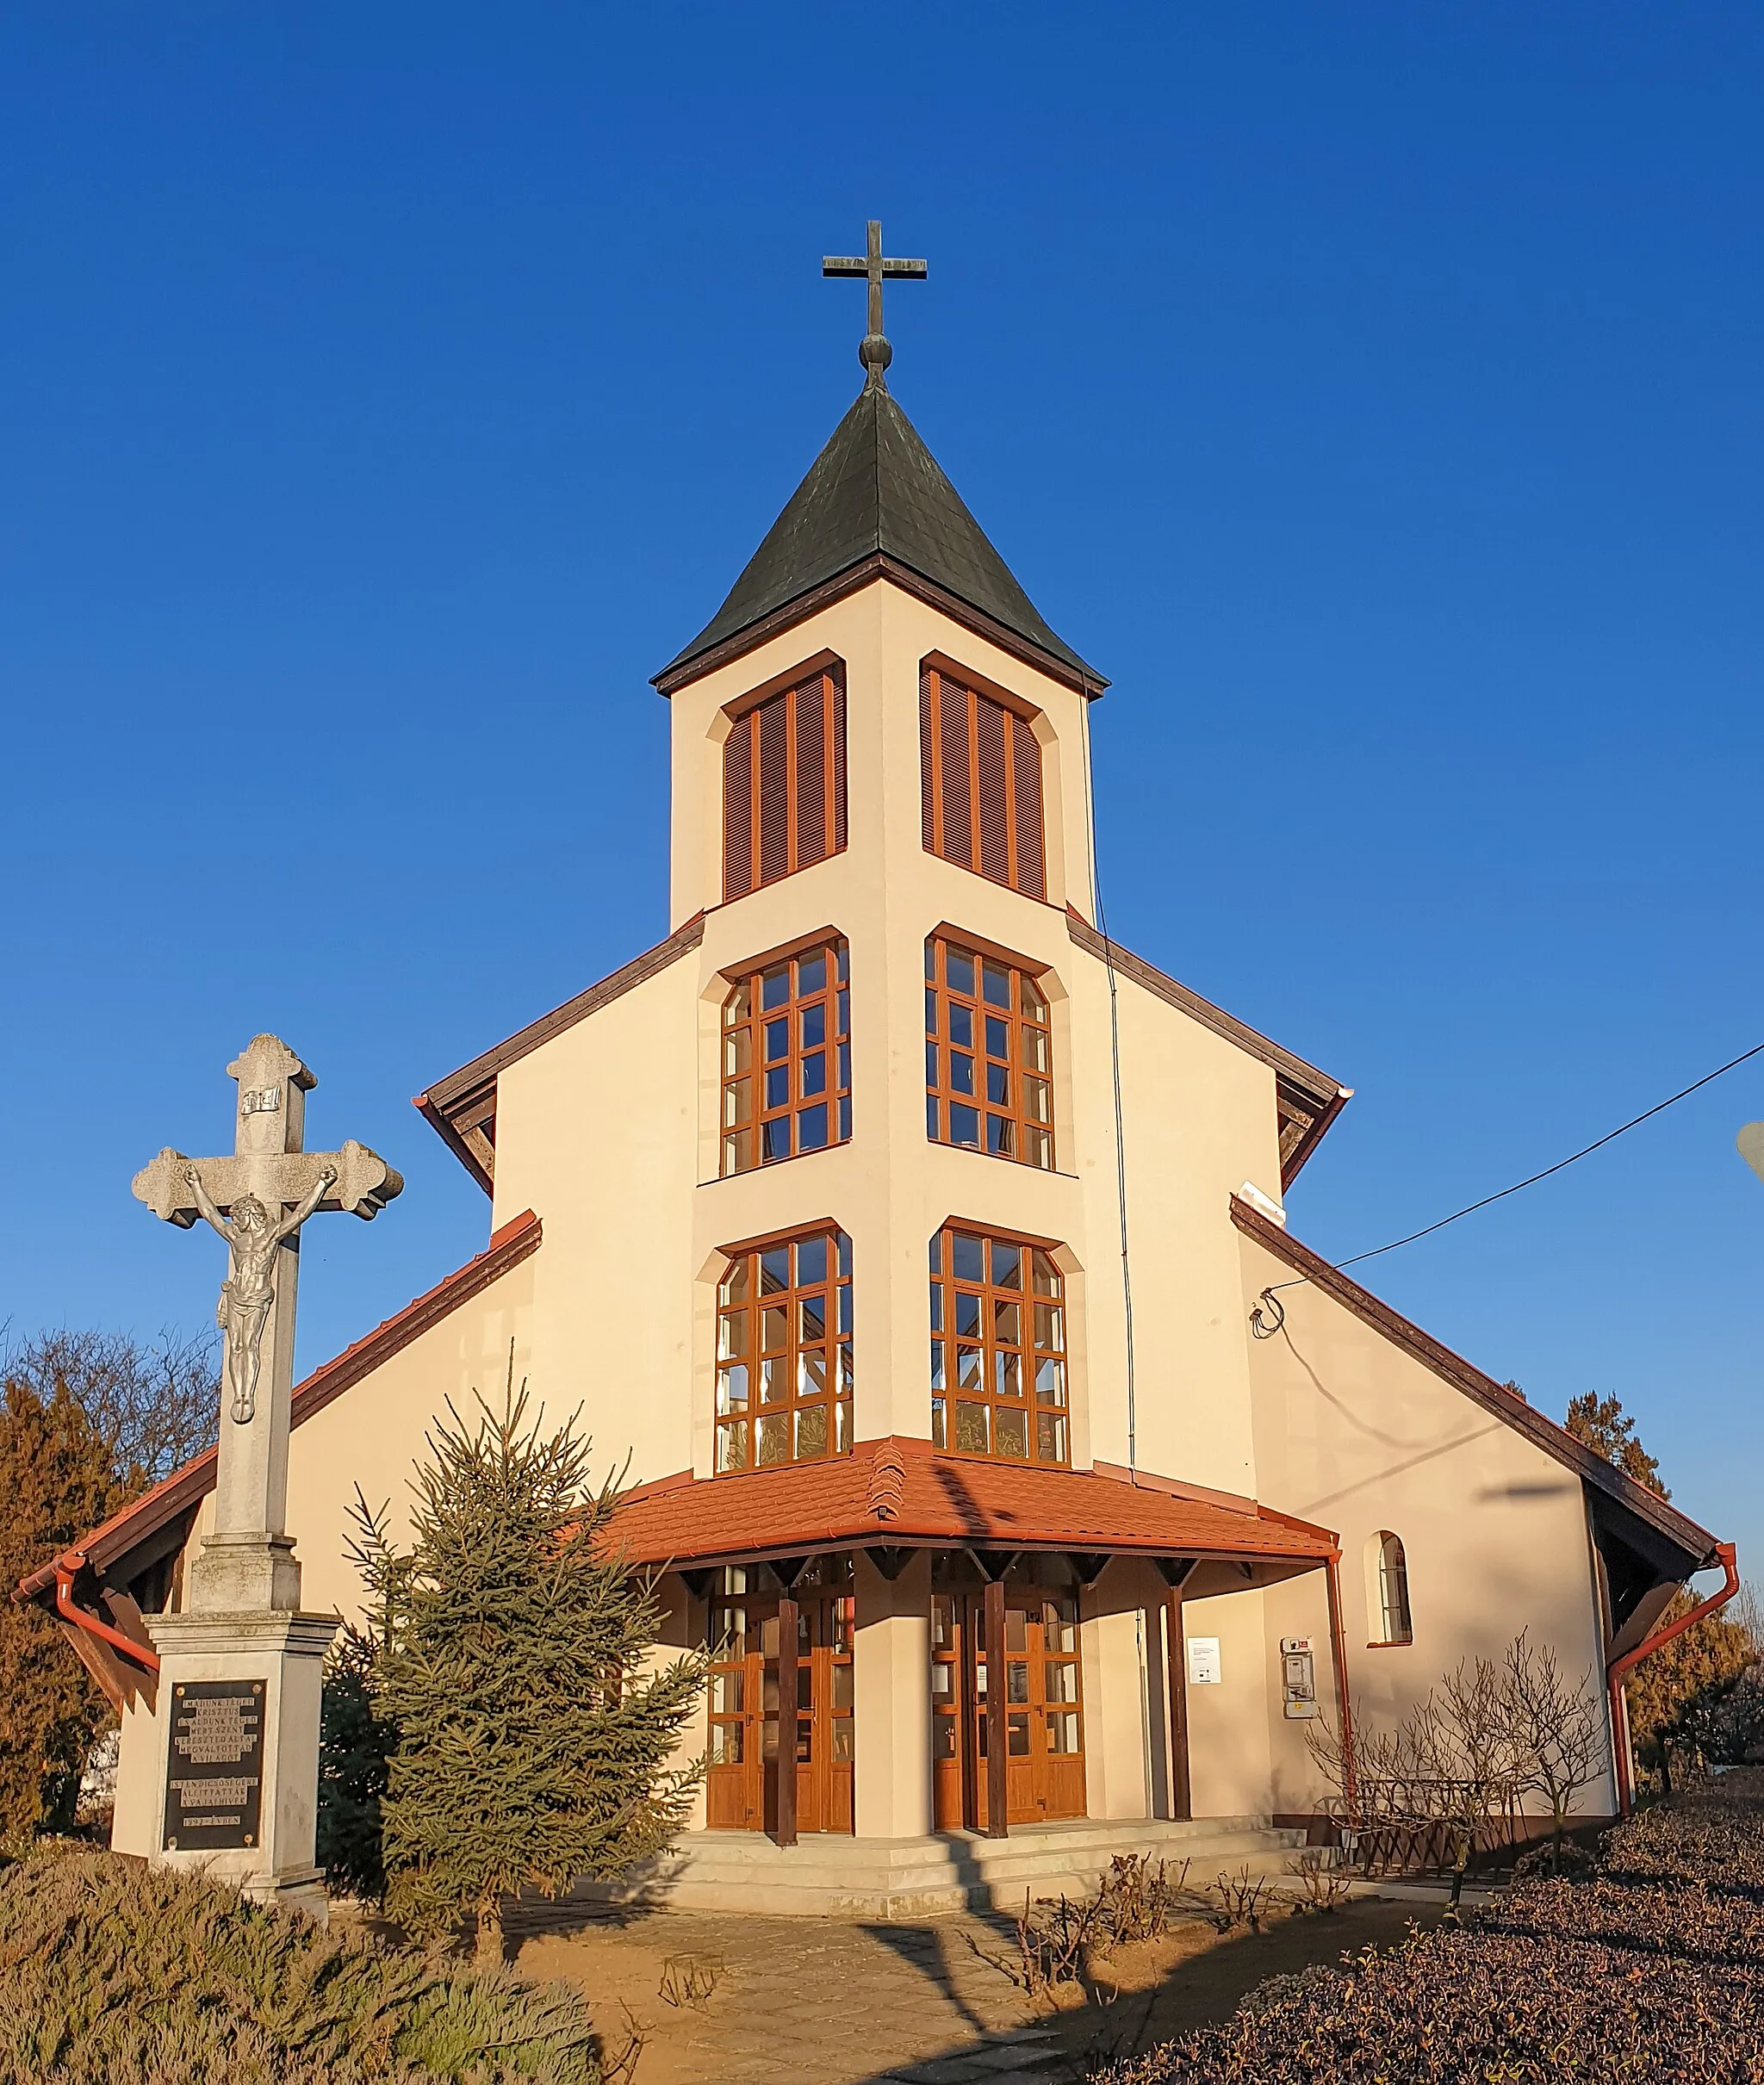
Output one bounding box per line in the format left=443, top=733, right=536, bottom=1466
left=654, top=382, right=1103, bottom=693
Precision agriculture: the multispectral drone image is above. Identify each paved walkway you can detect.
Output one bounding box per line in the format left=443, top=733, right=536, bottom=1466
left=505, top=1894, right=1439, bottom=2085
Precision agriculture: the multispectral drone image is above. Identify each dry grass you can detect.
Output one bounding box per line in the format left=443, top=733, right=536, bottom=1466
left=0, top=1843, right=603, bottom=2084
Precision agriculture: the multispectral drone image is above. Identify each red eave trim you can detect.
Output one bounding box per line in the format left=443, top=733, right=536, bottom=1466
left=1230, top=1195, right=1724, bottom=1570
left=15, top=1212, right=543, bottom=1605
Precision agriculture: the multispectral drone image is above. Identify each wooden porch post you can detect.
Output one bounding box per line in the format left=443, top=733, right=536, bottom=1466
left=774, top=1594, right=798, bottom=1848
left=959, top=1592, right=981, bottom=1832
left=1158, top=1559, right=1196, bottom=1821
left=984, top=1575, right=1009, bottom=1840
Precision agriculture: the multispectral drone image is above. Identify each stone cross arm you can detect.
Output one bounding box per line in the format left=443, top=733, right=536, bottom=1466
left=132, top=1141, right=403, bottom=1227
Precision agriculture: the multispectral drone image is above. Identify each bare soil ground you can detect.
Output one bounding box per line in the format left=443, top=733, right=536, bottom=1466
left=507, top=1895, right=1441, bottom=2085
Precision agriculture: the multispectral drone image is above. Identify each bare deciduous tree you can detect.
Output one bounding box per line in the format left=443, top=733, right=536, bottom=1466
left=0, top=1327, right=218, bottom=1491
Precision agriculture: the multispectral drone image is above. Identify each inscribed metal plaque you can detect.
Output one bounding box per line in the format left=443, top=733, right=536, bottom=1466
left=163, top=1679, right=265, bottom=1852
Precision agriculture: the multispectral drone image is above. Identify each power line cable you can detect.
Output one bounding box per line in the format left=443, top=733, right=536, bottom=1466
left=1259, top=1036, right=1764, bottom=1306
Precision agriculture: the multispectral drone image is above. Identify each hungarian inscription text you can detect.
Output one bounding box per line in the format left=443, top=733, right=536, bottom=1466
left=163, top=1679, right=265, bottom=1852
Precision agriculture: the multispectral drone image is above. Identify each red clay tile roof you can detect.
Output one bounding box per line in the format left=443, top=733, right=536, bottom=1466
left=608, top=1435, right=1338, bottom=1567
left=15, top=1212, right=543, bottom=1604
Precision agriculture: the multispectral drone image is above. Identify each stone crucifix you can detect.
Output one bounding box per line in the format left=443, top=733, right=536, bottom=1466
left=133, top=1035, right=401, bottom=1613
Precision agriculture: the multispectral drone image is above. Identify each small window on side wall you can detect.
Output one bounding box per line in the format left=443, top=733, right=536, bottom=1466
left=1372, top=1531, right=1413, bottom=1646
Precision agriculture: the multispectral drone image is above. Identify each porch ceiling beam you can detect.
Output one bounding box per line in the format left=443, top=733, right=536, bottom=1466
left=863, top=1545, right=911, bottom=1582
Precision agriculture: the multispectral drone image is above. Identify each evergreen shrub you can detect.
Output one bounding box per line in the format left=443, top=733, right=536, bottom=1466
left=0, top=1842, right=602, bottom=2085
left=1100, top=1772, right=1764, bottom=2084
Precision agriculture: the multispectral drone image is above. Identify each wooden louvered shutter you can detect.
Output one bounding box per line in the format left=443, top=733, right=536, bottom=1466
left=724, top=714, right=755, bottom=901
left=756, top=694, right=789, bottom=888
left=938, top=678, right=972, bottom=871
left=1009, top=710, right=1045, bottom=898
left=975, top=693, right=1009, bottom=884
left=919, top=661, right=1047, bottom=896
left=722, top=661, right=847, bottom=901
left=918, top=666, right=937, bottom=853
left=829, top=667, right=848, bottom=855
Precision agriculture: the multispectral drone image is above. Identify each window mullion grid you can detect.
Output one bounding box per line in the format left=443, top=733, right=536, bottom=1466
left=929, top=1225, right=1067, bottom=1468
left=924, top=939, right=1054, bottom=1170
left=717, top=1229, right=852, bottom=1473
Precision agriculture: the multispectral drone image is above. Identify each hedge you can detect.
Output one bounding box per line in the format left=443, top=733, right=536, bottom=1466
left=0, top=1844, right=602, bottom=2085
left=1101, top=1772, right=1764, bottom=2084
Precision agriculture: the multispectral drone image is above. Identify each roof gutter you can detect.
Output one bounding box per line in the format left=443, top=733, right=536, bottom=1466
left=1606, top=1538, right=1739, bottom=1815
left=54, top=1551, right=159, bottom=1676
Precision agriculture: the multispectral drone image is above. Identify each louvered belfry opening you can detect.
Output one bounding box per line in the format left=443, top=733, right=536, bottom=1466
left=918, top=661, right=1046, bottom=899
left=723, top=660, right=848, bottom=902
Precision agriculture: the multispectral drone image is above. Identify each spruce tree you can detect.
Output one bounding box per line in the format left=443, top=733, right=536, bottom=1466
left=349, top=1383, right=704, bottom=1959
left=315, top=1622, right=397, bottom=1903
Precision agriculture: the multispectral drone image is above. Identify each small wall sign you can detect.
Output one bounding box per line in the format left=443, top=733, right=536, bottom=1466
left=163, top=1679, right=265, bottom=1852
left=1187, top=1635, right=1222, bottom=1685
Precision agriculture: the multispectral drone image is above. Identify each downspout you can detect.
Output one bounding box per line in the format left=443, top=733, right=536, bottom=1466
left=1606, top=1539, right=1739, bottom=1815
left=1324, top=1550, right=1356, bottom=1815
left=53, top=1551, right=160, bottom=1675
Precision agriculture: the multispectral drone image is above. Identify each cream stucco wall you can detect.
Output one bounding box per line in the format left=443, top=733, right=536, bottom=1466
left=279, top=1251, right=535, bottom=1626
left=1238, top=1231, right=1617, bottom=1816
left=115, top=569, right=1628, bottom=1856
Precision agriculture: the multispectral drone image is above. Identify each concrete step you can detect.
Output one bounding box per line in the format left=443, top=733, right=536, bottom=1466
left=557, top=1815, right=1308, bottom=1919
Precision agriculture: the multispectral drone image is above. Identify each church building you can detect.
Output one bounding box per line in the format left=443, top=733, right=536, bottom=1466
left=29, top=235, right=1730, bottom=1913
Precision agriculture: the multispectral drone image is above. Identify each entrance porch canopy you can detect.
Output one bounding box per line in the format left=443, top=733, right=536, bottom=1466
left=612, top=1434, right=1338, bottom=1578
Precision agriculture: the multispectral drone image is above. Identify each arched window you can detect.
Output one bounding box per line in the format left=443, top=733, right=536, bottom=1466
left=716, top=1227, right=853, bottom=1473
left=918, top=659, right=1045, bottom=897
left=923, top=935, right=1054, bottom=1169
left=1372, top=1532, right=1413, bottom=1646
left=720, top=937, right=851, bottom=1175
left=722, top=658, right=848, bottom=901
left=929, top=1224, right=1068, bottom=1465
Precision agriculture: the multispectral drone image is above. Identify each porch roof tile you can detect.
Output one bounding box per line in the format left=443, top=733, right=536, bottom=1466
left=610, top=1437, right=1338, bottom=1567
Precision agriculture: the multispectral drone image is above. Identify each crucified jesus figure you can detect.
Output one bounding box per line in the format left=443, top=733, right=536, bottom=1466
left=183, top=1163, right=337, bottom=1424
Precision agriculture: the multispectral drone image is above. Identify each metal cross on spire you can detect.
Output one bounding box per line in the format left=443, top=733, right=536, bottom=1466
left=823, top=220, right=927, bottom=388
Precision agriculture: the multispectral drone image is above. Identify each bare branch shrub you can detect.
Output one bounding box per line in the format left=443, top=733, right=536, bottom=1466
left=1501, top=1629, right=1601, bottom=1858
left=1285, top=1851, right=1352, bottom=1913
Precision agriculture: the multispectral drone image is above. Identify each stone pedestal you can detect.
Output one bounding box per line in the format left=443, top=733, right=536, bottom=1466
left=144, top=1608, right=340, bottom=1924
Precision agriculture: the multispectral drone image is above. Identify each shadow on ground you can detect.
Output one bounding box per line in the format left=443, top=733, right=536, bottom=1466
left=496, top=1894, right=1441, bottom=2085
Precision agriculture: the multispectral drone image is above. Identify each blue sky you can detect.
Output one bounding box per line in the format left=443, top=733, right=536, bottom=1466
left=3, top=5, right=1760, bottom=1575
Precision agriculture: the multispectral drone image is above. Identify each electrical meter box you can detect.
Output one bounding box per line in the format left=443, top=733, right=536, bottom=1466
left=1280, top=1635, right=1319, bottom=1719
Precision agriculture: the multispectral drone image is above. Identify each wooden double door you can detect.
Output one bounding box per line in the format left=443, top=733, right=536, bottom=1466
left=931, top=1586, right=1086, bottom=1828
left=706, top=1588, right=854, bottom=1834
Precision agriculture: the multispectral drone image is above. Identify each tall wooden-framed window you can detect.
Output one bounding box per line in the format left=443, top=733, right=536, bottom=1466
left=918, top=659, right=1045, bottom=898
left=722, top=938, right=851, bottom=1176
left=924, top=936, right=1053, bottom=1168
left=929, top=1224, right=1068, bottom=1466
left=723, top=658, right=848, bottom=901
left=1373, top=1531, right=1413, bottom=1646
left=717, top=1226, right=854, bottom=1473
